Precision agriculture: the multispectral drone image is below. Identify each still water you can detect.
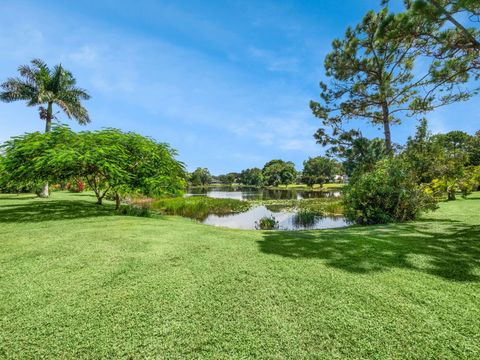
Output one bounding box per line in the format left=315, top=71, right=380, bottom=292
left=203, top=205, right=349, bottom=230
left=186, top=186, right=340, bottom=200
left=186, top=186, right=347, bottom=230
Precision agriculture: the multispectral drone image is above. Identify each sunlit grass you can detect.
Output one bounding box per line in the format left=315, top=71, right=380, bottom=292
left=0, top=192, right=479, bottom=358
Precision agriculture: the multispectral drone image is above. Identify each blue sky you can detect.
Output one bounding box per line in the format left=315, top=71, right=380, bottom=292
left=0, top=0, right=478, bottom=174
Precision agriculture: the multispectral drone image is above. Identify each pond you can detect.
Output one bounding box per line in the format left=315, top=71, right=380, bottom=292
left=186, top=186, right=341, bottom=200
left=203, top=205, right=349, bottom=230
left=184, top=186, right=348, bottom=230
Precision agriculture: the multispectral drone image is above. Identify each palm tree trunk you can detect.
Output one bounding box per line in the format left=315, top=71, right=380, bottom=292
left=45, top=102, right=53, bottom=133
left=40, top=101, right=53, bottom=198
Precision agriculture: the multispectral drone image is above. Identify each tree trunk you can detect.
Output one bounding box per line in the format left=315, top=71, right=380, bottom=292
left=447, top=187, right=456, bottom=201
left=381, top=102, right=393, bottom=154
left=39, top=183, right=49, bottom=198
left=96, top=197, right=103, bottom=205
left=39, top=102, right=54, bottom=198
left=115, top=193, right=121, bottom=210
left=45, top=101, right=53, bottom=133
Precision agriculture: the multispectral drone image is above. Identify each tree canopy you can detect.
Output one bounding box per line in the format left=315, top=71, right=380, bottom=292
left=0, top=126, right=186, bottom=207
left=262, top=160, right=297, bottom=186
left=239, top=168, right=263, bottom=186
left=310, top=8, right=470, bottom=154
left=382, top=0, right=479, bottom=86
left=189, top=168, right=213, bottom=186
left=301, top=157, right=340, bottom=186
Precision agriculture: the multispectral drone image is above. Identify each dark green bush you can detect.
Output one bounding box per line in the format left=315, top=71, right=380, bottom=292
left=343, top=158, right=437, bottom=225
left=116, top=204, right=151, bottom=217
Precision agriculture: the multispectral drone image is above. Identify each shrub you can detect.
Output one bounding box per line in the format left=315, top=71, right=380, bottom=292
left=116, top=204, right=151, bottom=217
left=429, top=166, right=480, bottom=200
left=343, top=158, right=437, bottom=225
left=255, top=216, right=279, bottom=230
left=67, top=179, right=86, bottom=193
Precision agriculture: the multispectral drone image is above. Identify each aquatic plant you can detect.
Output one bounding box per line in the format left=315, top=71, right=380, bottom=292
left=255, top=216, right=279, bottom=230
left=260, top=198, right=343, bottom=216
left=292, top=210, right=317, bottom=227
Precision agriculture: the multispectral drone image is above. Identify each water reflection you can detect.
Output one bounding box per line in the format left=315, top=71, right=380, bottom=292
left=186, top=186, right=340, bottom=200
left=203, top=205, right=348, bottom=230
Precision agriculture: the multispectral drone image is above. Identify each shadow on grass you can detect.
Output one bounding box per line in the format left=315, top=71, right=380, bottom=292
left=0, top=195, right=38, bottom=201
left=0, top=199, right=115, bottom=223
left=258, top=220, right=480, bottom=282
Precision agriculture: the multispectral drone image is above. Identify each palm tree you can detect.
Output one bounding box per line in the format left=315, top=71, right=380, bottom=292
left=0, top=59, right=91, bottom=196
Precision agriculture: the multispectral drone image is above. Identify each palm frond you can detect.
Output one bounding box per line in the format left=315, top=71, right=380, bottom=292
left=2, top=58, right=91, bottom=125
left=0, top=78, right=37, bottom=102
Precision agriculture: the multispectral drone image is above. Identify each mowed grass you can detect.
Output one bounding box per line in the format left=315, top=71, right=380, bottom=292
left=0, top=192, right=479, bottom=359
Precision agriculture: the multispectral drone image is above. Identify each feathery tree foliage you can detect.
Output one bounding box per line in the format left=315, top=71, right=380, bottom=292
left=310, top=9, right=469, bottom=154
left=0, top=127, right=76, bottom=194
left=0, top=126, right=186, bottom=208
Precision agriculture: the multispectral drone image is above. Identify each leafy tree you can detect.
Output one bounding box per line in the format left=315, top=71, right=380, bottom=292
left=239, top=168, right=263, bottom=186
left=401, top=122, right=478, bottom=199
left=66, top=129, right=186, bottom=207
left=402, top=118, right=445, bottom=183
left=0, top=126, right=77, bottom=194
left=1, top=126, right=186, bottom=208
left=301, top=156, right=339, bottom=187
left=428, top=130, right=471, bottom=200
left=434, top=130, right=471, bottom=159
left=190, top=168, right=212, bottom=186
left=218, top=172, right=239, bottom=184
left=0, top=59, right=91, bottom=197
left=466, top=132, right=480, bottom=166
left=262, top=160, right=297, bottom=187
left=333, top=136, right=387, bottom=177
left=310, top=9, right=468, bottom=154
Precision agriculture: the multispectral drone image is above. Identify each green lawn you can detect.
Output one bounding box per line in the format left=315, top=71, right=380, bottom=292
left=1, top=192, right=479, bottom=359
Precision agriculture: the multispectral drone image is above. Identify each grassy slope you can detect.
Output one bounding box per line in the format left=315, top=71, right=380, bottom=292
left=0, top=192, right=479, bottom=359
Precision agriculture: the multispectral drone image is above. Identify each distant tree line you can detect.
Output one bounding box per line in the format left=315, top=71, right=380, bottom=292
left=187, top=157, right=344, bottom=188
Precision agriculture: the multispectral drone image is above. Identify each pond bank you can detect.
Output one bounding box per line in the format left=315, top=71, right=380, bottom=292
left=149, top=195, right=344, bottom=230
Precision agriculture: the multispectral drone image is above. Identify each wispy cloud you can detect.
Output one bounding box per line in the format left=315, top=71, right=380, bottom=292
left=1, top=0, right=476, bottom=174
left=248, top=46, right=300, bottom=73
